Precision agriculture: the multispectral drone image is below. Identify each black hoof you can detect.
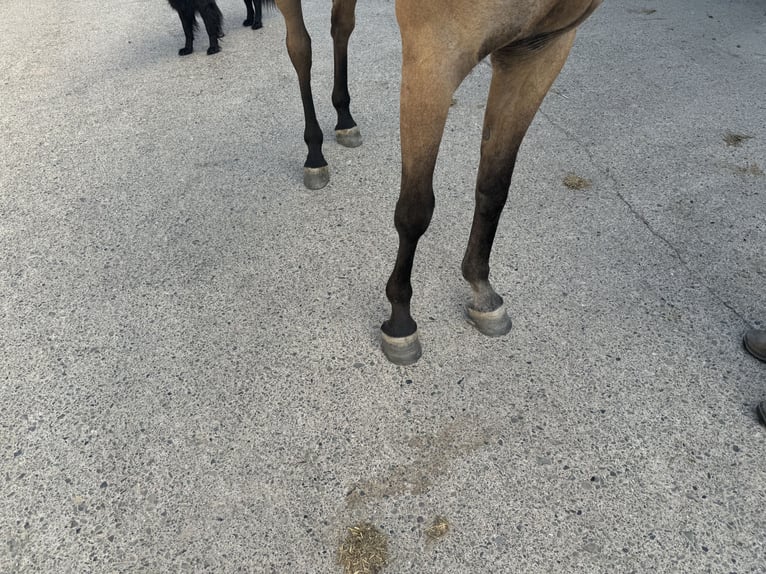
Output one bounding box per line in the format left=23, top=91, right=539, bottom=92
left=336, top=126, right=362, bottom=148
left=178, top=47, right=193, bottom=56
left=243, top=18, right=253, bottom=26
left=303, top=166, right=330, bottom=190
left=251, top=21, right=263, bottom=30
left=381, top=330, right=422, bottom=365
left=207, top=45, right=221, bottom=55
left=466, top=305, right=512, bottom=337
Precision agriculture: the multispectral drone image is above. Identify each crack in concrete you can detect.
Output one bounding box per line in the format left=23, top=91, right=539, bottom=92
left=537, top=109, right=750, bottom=326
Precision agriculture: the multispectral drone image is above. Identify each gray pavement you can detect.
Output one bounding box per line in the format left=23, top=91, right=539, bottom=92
left=1, top=0, right=765, bottom=572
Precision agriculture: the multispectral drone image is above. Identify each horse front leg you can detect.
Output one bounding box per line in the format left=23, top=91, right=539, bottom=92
left=462, top=31, right=577, bottom=336
left=331, top=0, right=361, bottom=148
left=275, top=0, right=329, bottom=189
left=381, top=44, right=471, bottom=365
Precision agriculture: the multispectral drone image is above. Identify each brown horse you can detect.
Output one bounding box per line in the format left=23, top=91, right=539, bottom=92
left=274, top=0, right=602, bottom=364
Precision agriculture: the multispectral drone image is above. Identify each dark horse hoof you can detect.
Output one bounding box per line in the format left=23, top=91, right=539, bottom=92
left=303, top=166, right=330, bottom=190
left=335, top=126, right=362, bottom=148
left=243, top=18, right=253, bottom=26
left=178, top=47, right=193, bottom=56
left=466, top=305, right=512, bottom=337
left=207, top=45, right=221, bottom=55
left=381, top=330, right=422, bottom=365
left=251, top=21, right=263, bottom=30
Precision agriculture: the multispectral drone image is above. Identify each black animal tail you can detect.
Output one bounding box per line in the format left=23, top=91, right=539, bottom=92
left=260, top=0, right=276, bottom=13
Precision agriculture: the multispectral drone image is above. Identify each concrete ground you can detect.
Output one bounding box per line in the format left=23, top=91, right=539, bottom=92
left=1, top=0, right=765, bottom=572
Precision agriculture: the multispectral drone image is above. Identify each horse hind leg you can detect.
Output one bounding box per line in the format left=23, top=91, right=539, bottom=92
left=461, top=31, right=577, bottom=336
left=331, top=0, right=361, bottom=148
left=276, top=0, right=329, bottom=189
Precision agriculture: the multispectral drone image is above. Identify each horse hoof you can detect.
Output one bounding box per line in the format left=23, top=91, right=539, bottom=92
left=381, top=330, right=422, bottom=365
left=207, top=46, right=221, bottom=55
left=466, top=305, right=512, bottom=337
left=303, top=166, right=330, bottom=190
left=335, top=126, right=362, bottom=148
left=178, top=47, right=193, bottom=56
left=251, top=21, right=263, bottom=30
left=243, top=18, right=253, bottom=26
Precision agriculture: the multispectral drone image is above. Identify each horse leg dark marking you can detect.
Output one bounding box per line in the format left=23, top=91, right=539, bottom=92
left=275, top=0, right=329, bottom=189
left=462, top=31, right=577, bottom=336
left=381, top=41, right=474, bottom=364
left=331, top=0, right=361, bottom=148
left=177, top=7, right=196, bottom=55
left=199, top=1, right=224, bottom=55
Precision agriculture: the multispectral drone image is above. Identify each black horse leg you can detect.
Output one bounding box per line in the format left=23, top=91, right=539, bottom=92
left=331, top=0, right=361, bottom=148
left=243, top=0, right=255, bottom=26
left=275, top=0, right=329, bottom=189
left=244, top=0, right=264, bottom=29
left=199, top=1, right=224, bottom=55
left=177, top=8, right=196, bottom=55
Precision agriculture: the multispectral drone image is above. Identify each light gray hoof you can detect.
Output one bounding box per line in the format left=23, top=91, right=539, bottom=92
left=303, top=166, right=330, bottom=190
left=466, top=305, right=512, bottom=337
left=381, top=330, right=422, bottom=365
left=335, top=126, right=362, bottom=148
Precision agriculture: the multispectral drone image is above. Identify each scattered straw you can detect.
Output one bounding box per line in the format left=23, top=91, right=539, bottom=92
left=723, top=131, right=753, bottom=147
left=563, top=173, right=592, bottom=190
left=425, top=516, right=450, bottom=541
left=338, top=523, right=389, bottom=574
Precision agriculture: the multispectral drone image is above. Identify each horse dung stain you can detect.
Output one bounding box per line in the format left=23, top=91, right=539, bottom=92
left=339, top=523, right=389, bottom=574
left=563, top=173, right=592, bottom=190
left=723, top=131, right=753, bottom=147
left=735, top=163, right=763, bottom=176
left=425, top=516, right=450, bottom=541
